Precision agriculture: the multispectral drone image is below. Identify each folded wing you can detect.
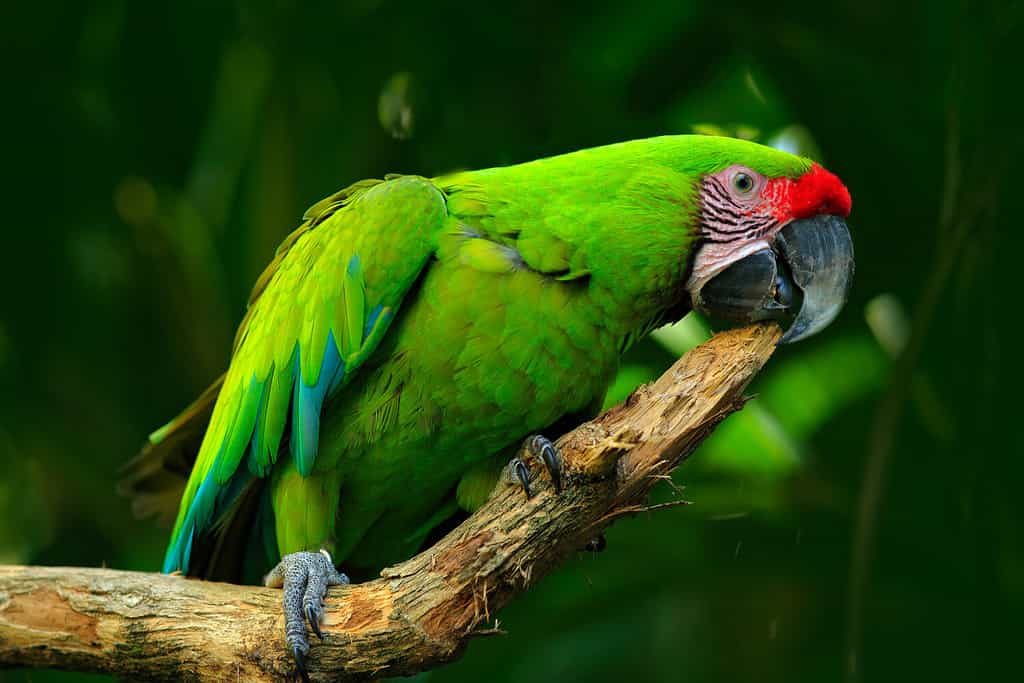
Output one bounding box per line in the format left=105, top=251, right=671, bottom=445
left=161, top=176, right=447, bottom=573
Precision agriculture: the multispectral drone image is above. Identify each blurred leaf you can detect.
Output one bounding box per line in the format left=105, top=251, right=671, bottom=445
left=0, top=432, right=57, bottom=564
left=766, top=124, right=824, bottom=161
left=865, top=293, right=910, bottom=359
left=669, top=59, right=791, bottom=136
left=379, top=71, right=416, bottom=140
left=185, top=40, right=273, bottom=233
left=757, top=334, right=886, bottom=442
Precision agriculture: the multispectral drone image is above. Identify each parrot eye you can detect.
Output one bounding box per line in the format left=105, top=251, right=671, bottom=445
left=732, top=172, right=755, bottom=194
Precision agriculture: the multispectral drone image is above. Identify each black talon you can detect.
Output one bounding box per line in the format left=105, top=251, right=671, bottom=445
left=527, top=435, right=563, bottom=493
left=306, top=604, right=324, bottom=640
left=512, top=457, right=533, bottom=498
left=293, top=646, right=309, bottom=683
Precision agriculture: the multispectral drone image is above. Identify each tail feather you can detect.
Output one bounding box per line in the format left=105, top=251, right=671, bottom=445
left=121, top=375, right=275, bottom=582
left=200, top=476, right=272, bottom=582
left=119, top=376, right=224, bottom=528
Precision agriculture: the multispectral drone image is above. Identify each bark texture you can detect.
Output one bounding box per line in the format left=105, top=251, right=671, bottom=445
left=0, top=322, right=781, bottom=681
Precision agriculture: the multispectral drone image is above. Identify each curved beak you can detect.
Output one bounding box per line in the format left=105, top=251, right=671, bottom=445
left=692, top=215, right=854, bottom=343
left=774, top=215, right=855, bottom=342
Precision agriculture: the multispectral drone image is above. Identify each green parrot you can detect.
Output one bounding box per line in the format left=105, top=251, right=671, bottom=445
left=124, top=134, right=853, bottom=676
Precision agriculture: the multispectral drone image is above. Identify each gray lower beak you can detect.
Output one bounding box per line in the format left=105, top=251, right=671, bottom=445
left=692, top=215, right=854, bottom=343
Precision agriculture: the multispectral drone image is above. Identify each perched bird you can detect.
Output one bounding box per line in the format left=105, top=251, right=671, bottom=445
left=124, top=135, right=853, bottom=677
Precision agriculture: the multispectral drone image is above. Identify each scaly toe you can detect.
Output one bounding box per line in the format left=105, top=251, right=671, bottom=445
left=265, top=550, right=348, bottom=679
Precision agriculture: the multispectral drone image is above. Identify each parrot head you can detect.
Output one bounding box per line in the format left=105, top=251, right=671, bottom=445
left=685, top=154, right=854, bottom=343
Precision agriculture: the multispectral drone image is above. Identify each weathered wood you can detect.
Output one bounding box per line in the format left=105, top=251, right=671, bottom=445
left=0, top=323, right=781, bottom=681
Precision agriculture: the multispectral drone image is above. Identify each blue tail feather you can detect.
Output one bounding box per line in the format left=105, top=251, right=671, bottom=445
left=162, top=467, right=253, bottom=574
left=163, top=468, right=218, bottom=573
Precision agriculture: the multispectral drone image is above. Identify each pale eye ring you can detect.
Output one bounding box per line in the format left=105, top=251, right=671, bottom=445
left=732, top=172, right=755, bottom=194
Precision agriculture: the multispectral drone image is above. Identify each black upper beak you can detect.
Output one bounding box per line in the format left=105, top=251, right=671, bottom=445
left=692, top=215, right=854, bottom=343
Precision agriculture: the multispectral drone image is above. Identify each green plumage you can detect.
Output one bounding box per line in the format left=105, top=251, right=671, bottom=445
left=141, top=135, right=812, bottom=579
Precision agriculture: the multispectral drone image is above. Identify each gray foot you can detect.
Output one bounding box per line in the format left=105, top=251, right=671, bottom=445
left=507, top=434, right=563, bottom=498
left=264, top=549, right=349, bottom=682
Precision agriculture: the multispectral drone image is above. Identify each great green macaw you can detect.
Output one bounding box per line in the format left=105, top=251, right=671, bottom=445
left=124, top=135, right=853, bottom=677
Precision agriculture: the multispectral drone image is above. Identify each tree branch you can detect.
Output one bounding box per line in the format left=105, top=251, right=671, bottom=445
left=0, top=323, right=781, bottom=681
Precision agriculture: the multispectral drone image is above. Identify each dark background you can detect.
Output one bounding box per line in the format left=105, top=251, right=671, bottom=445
left=1, top=1, right=1021, bottom=681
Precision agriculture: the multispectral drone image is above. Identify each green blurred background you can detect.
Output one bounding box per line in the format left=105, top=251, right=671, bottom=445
left=1, top=1, right=1020, bottom=681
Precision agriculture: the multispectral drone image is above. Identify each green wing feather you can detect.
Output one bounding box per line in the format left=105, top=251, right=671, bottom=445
left=163, top=175, right=447, bottom=573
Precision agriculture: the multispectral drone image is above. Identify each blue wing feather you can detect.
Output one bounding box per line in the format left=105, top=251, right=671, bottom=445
left=291, top=331, right=346, bottom=477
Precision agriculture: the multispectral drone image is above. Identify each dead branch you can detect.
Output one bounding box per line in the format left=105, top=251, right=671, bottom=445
left=0, top=323, right=781, bottom=681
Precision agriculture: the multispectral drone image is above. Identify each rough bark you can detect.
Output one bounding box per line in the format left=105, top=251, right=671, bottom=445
left=0, top=322, right=781, bottom=681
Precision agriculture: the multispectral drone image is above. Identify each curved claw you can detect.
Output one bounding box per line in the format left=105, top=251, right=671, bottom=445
left=511, top=457, right=532, bottom=498
left=293, top=646, right=309, bottom=683
left=306, top=604, right=324, bottom=640
left=530, top=435, right=563, bottom=493
left=507, top=436, right=564, bottom=498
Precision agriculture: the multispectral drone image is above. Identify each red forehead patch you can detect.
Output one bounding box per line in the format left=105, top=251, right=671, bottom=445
left=764, top=163, right=852, bottom=221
